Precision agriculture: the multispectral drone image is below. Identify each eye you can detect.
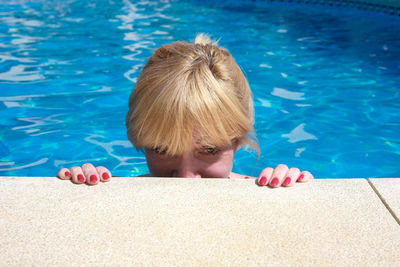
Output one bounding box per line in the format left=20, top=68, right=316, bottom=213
left=151, top=147, right=168, bottom=155
left=201, top=146, right=220, bottom=155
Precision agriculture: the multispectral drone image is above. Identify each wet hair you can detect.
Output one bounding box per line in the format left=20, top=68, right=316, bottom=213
left=126, top=33, right=258, bottom=155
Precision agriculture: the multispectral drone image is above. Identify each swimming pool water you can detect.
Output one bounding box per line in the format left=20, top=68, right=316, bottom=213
left=1, top=0, right=399, bottom=178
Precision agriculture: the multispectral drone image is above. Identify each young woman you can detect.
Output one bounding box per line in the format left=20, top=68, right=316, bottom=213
left=57, top=34, right=313, bottom=187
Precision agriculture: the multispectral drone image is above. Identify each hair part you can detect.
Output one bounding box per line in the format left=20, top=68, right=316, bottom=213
left=126, top=34, right=258, bottom=155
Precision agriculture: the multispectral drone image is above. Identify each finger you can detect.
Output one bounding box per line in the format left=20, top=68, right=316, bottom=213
left=269, top=164, right=289, bottom=188
left=70, top=166, right=86, bottom=184
left=57, top=168, right=72, bottom=180
left=82, top=163, right=99, bottom=185
left=297, top=170, right=314, bottom=183
left=282, top=168, right=300, bottom=187
left=257, top=167, right=273, bottom=186
left=96, top=166, right=112, bottom=182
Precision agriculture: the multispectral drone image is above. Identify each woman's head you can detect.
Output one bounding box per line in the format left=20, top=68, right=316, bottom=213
left=126, top=34, right=257, bottom=177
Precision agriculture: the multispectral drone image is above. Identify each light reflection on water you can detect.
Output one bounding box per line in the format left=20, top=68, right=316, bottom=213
left=0, top=0, right=399, bottom=177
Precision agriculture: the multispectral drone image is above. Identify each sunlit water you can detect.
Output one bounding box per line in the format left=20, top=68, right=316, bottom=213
left=0, top=0, right=399, bottom=178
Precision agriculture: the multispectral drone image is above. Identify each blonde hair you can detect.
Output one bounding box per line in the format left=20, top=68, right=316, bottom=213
left=126, top=34, right=257, bottom=155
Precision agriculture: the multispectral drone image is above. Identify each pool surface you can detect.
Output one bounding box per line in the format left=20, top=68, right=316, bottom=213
left=0, top=0, right=399, bottom=178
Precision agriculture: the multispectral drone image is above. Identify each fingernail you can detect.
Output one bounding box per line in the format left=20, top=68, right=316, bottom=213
left=90, top=175, right=98, bottom=183
left=298, top=173, right=304, bottom=181
left=102, top=173, right=110, bottom=180
left=259, top=176, right=267, bottom=186
left=77, top=174, right=85, bottom=183
left=271, top=177, right=279, bottom=186
left=283, top=177, right=291, bottom=186
left=65, top=171, right=71, bottom=177
left=244, top=176, right=249, bottom=179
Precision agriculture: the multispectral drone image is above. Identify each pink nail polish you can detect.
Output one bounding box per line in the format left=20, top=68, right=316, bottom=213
left=77, top=174, right=85, bottom=183
left=102, top=173, right=110, bottom=180
left=259, top=176, right=267, bottom=186
left=298, top=173, right=304, bottom=181
left=65, top=171, right=71, bottom=177
left=271, top=177, right=279, bottom=186
left=90, top=175, right=98, bottom=183
left=283, top=177, right=291, bottom=186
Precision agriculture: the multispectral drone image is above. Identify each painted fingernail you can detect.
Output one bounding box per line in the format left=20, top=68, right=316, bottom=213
left=271, top=177, right=279, bottom=186
left=298, top=173, right=304, bottom=181
left=65, top=171, right=71, bottom=177
left=259, top=176, right=267, bottom=186
left=283, top=177, right=291, bottom=186
left=90, top=175, right=98, bottom=183
left=244, top=176, right=249, bottom=179
left=102, top=173, right=110, bottom=180
left=77, top=174, right=85, bottom=183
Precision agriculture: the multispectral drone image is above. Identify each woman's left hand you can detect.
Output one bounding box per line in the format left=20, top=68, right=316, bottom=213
left=257, top=164, right=313, bottom=188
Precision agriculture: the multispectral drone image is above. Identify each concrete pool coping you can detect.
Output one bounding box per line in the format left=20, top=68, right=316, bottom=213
left=0, top=177, right=399, bottom=266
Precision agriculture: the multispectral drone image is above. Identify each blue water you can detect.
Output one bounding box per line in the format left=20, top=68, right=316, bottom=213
left=0, top=0, right=399, bottom=178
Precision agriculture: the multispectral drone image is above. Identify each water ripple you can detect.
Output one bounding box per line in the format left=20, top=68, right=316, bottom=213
left=0, top=65, right=45, bottom=82
left=0, top=158, right=48, bottom=172
left=271, top=87, right=305, bottom=101
left=282, top=123, right=318, bottom=143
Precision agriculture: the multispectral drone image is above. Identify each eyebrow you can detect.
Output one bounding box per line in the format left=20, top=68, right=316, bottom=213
left=195, top=138, right=203, bottom=145
left=195, top=137, right=215, bottom=146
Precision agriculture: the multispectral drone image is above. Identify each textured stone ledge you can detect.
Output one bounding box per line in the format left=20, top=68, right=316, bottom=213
left=0, top=177, right=399, bottom=266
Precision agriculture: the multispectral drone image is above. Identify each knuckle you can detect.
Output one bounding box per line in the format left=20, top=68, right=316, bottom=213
left=261, top=167, right=273, bottom=175
left=82, top=163, right=94, bottom=169
left=275, top=165, right=289, bottom=173
left=276, top=164, right=287, bottom=169
left=304, top=171, right=314, bottom=179
left=70, top=166, right=80, bottom=172
left=273, top=167, right=286, bottom=175
left=95, top=166, right=102, bottom=172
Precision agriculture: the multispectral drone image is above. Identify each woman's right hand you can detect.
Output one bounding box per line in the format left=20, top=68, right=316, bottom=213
left=57, top=163, right=112, bottom=185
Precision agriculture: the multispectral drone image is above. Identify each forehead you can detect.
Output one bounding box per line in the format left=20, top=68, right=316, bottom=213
left=192, top=129, right=214, bottom=145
